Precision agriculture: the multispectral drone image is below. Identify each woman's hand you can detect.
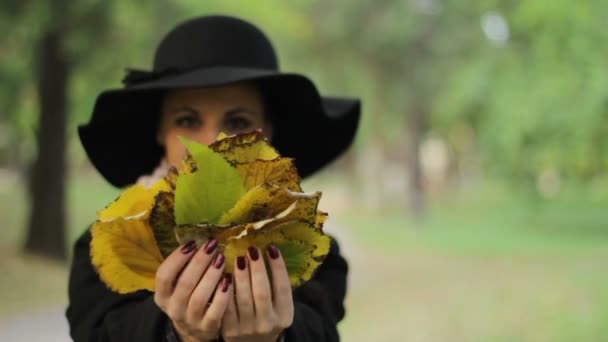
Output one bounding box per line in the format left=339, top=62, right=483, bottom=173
left=154, top=239, right=233, bottom=342
left=222, top=245, right=294, bottom=342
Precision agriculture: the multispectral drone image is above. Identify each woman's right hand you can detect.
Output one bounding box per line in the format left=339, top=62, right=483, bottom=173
left=154, top=239, right=233, bottom=342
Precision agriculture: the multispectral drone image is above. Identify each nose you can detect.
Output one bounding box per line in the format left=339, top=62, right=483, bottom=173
left=195, top=125, right=220, bottom=146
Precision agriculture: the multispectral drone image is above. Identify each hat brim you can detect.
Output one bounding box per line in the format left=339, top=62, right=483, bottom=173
left=79, top=66, right=360, bottom=187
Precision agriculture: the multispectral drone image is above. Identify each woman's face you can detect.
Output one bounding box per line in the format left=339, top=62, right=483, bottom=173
left=158, top=82, right=272, bottom=168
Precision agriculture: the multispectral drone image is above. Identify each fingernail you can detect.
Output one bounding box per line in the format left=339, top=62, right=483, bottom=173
left=180, top=241, right=196, bottom=254
left=221, top=273, right=232, bottom=292
left=248, top=246, right=259, bottom=261
left=268, top=244, right=280, bottom=259
left=204, top=239, right=218, bottom=254
left=214, top=254, right=225, bottom=269
left=236, top=256, right=247, bottom=270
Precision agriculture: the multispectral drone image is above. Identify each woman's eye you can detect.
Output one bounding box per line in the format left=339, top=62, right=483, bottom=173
left=224, top=117, right=252, bottom=132
left=175, top=116, right=200, bottom=128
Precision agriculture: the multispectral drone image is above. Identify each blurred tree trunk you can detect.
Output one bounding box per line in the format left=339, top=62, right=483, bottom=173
left=405, top=105, right=426, bottom=220
left=404, top=22, right=435, bottom=222
left=24, top=26, right=68, bottom=260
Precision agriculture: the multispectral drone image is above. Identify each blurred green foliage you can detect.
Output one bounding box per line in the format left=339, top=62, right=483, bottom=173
left=1, top=0, right=608, bottom=186
left=432, top=1, right=608, bottom=182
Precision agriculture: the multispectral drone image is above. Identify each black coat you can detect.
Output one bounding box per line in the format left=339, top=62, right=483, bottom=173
left=66, top=228, right=348, bottom=341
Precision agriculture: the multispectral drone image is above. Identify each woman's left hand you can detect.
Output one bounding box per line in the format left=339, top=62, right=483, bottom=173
left=221, top=245, right=294, bottom=342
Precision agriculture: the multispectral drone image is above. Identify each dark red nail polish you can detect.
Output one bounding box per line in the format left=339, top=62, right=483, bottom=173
left=268, top=244, right=280, bottom=259
left=221, top=273, right=232, bottom=292
left=205, top=239, right=218, bottom=254
left=180, top=241, right=196, bottom=254
left=248, top=246, right=259, bottom=261
left=214, top=254, right=225, bottom=269
left=236, top=256, right=247, bottom=270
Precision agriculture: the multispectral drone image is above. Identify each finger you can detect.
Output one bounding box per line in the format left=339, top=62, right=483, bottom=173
left=221, top=278, right=239, bottom=338
left=248, top=246, right=273, bottom=319
left=155, top=240, right=197, bottom=304
left=234, top=254, right=255, bottom=333
left=200, top=273, right=232, bottom=336
left=187, top=252, right=226, bottom=321
left=267, top=244, right=294, bottom=328
left=172, top=239, right=219, bottom=310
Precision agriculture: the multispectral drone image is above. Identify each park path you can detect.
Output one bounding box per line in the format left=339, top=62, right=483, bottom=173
left=0, top=306, right=70, bottom=341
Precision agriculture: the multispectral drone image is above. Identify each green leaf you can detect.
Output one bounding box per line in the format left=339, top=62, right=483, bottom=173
left=277, top=240, right=314, bottom=285
left=174, top=137, right=246, bottom=225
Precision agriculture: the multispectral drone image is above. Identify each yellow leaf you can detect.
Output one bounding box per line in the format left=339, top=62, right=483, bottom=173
left=236, top=158, right=302, bottom=191
left=282, top=192, right=323, bottom=225
left=219, top=184, right=321, bottom=226
left=164, top=158, right=197, bottom=191
left=164, top=166, right=179, bottom=190
left=210, top=131, right=279, bottom=163
left=315, top=210, right=328, bottom=228
left=217, top=132, right=230, bottom=140
left=150, top=153, right=201, bottom=258
left=91, top=217, right=163, bottom=294
left=149, top=191, right=178, bottom=258
left=223, top=220, right=331, bottom=286
left=218, top=184, right=281, bottom=225
left=230, top=201, right=298, bottom=240
left=98, top=180, right=170, bottom=221
left=174, top=223, right=243, bottom=248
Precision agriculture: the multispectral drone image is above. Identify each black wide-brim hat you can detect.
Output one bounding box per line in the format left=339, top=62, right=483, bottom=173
left=79, top=15, right=360, bottom=188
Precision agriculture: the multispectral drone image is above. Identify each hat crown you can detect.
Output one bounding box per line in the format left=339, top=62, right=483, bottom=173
left=153, top=16, right=279, bottom=72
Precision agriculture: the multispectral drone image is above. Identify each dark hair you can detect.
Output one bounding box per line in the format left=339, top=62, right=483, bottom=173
left=152, top=89, right=169, bottom=151
left=256, top=80, right=277, bottom=126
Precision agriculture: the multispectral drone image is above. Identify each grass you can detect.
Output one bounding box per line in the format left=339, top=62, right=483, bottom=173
left=333, top=180, right=608, bottom=256
left=1, top=171, right=607, bottom=340
left=0, top=251, right=68, bottom=317
left=0, top=170, right=120, bottom=251
left=327, top=182, right=608, bottom=341
left=0, top=171, right=118, bottom=317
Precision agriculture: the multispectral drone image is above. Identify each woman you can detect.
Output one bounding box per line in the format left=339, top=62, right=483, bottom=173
left=67, top=15, right=360, bottom=342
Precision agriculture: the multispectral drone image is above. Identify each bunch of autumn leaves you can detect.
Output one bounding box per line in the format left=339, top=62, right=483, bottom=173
left=91, top=131, right=330, bottom=294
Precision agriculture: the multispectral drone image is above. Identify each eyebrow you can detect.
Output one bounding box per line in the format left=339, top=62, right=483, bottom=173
left=169, top=106, right=259, bottom=117
left=225, top=107, right=258, bottom=117
left=170, top=106, right=199, bottom=116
